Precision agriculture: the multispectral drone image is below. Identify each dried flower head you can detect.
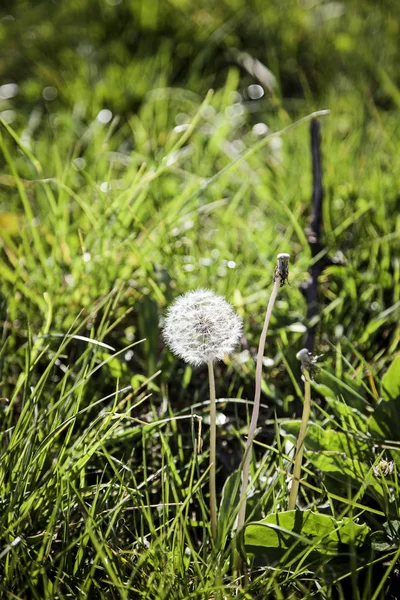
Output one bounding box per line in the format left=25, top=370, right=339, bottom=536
left=274, top=253, right=290, bottom=286
left=162, top=288, right=242, bottom=366
left=296, top=347, right=324, bottom=378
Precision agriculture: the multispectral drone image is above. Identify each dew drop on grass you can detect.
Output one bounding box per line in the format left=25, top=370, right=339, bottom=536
left=0, top=83, right=19, bottom=99
left=288, top=323, right=307, bottom=333
left=247, top=84, right=264, bottom=99
left=262, top=357, right=275, bottom=367
left=182, top=264, right=195, bottom=272
left=252, top=122, right=269, bottom=136
left=173, top=123, right=190, bottom=133
left=42, top=86, right=58, bottom=101
left=199, top=257, right=212, bottom=266
left=204, top=412, right=228, bottom=426
left=97, top=109, right=112, bottom=124
left=335, top=324, right=344, bottom=338
left=72, top=157, right=86, bottom=171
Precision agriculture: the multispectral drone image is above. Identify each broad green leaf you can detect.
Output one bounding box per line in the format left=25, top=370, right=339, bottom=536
left=282, top=421, right=370, bottom=461
left=307, top=451, right=386, bottom=500
left=324, top=397, right=368, bottom=433
left=382, top=356, right=400, bottom=400
left=243, top=510, right=370, bottom=567
left=368, top=397, right=400, bottom=441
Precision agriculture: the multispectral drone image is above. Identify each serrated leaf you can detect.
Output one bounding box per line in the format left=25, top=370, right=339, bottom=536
left=281, top=421, right=370, bottom=461
left=243, top=510, right=370, bottom=568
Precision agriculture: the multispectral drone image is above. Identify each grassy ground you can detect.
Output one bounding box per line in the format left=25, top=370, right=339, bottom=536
left=1, top=1, right=400, bottom=598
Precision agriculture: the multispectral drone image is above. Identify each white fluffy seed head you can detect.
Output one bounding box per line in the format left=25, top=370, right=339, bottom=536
left=162, top=288, right=243, bottom=366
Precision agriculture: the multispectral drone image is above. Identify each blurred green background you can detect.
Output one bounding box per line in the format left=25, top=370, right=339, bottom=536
left=1, top=0, right=399, bottom=405
left=2, top=0, right=400, bottom=121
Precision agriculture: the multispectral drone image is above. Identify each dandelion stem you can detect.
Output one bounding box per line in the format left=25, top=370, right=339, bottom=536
left=208, top=359, right=217, bottom=541
left=237, top=275, right=282, bottom=535
left=288, top=366, right=311, bottom=510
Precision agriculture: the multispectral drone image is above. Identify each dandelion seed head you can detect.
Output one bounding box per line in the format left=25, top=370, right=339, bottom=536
left=162, top=288, right=242, bottom=366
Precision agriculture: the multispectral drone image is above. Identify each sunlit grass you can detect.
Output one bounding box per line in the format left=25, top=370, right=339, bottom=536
left=1, top=3, right=400, bottom=596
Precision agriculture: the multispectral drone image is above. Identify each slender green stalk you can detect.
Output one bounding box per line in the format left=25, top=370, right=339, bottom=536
left=237, top=277, right=281, bottom=535
left=208, top=360, right=217, bottom=541
left=288, top=366, right=311, bottom=510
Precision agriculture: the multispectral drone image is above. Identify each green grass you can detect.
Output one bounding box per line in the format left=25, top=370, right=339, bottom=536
left=1, top=1, right=400, bottom=597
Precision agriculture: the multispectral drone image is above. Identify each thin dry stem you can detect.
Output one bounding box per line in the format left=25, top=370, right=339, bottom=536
left=237, top=276, right=281, bottom=533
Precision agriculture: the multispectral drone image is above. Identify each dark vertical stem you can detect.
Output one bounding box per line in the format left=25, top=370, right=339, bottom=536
left=310, top=118, right=324, bottom=239
left=304, top=118, right=324, bottom=353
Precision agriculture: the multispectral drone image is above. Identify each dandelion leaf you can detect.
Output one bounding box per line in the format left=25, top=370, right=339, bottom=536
left=242, top=510, right=370, bottom=569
